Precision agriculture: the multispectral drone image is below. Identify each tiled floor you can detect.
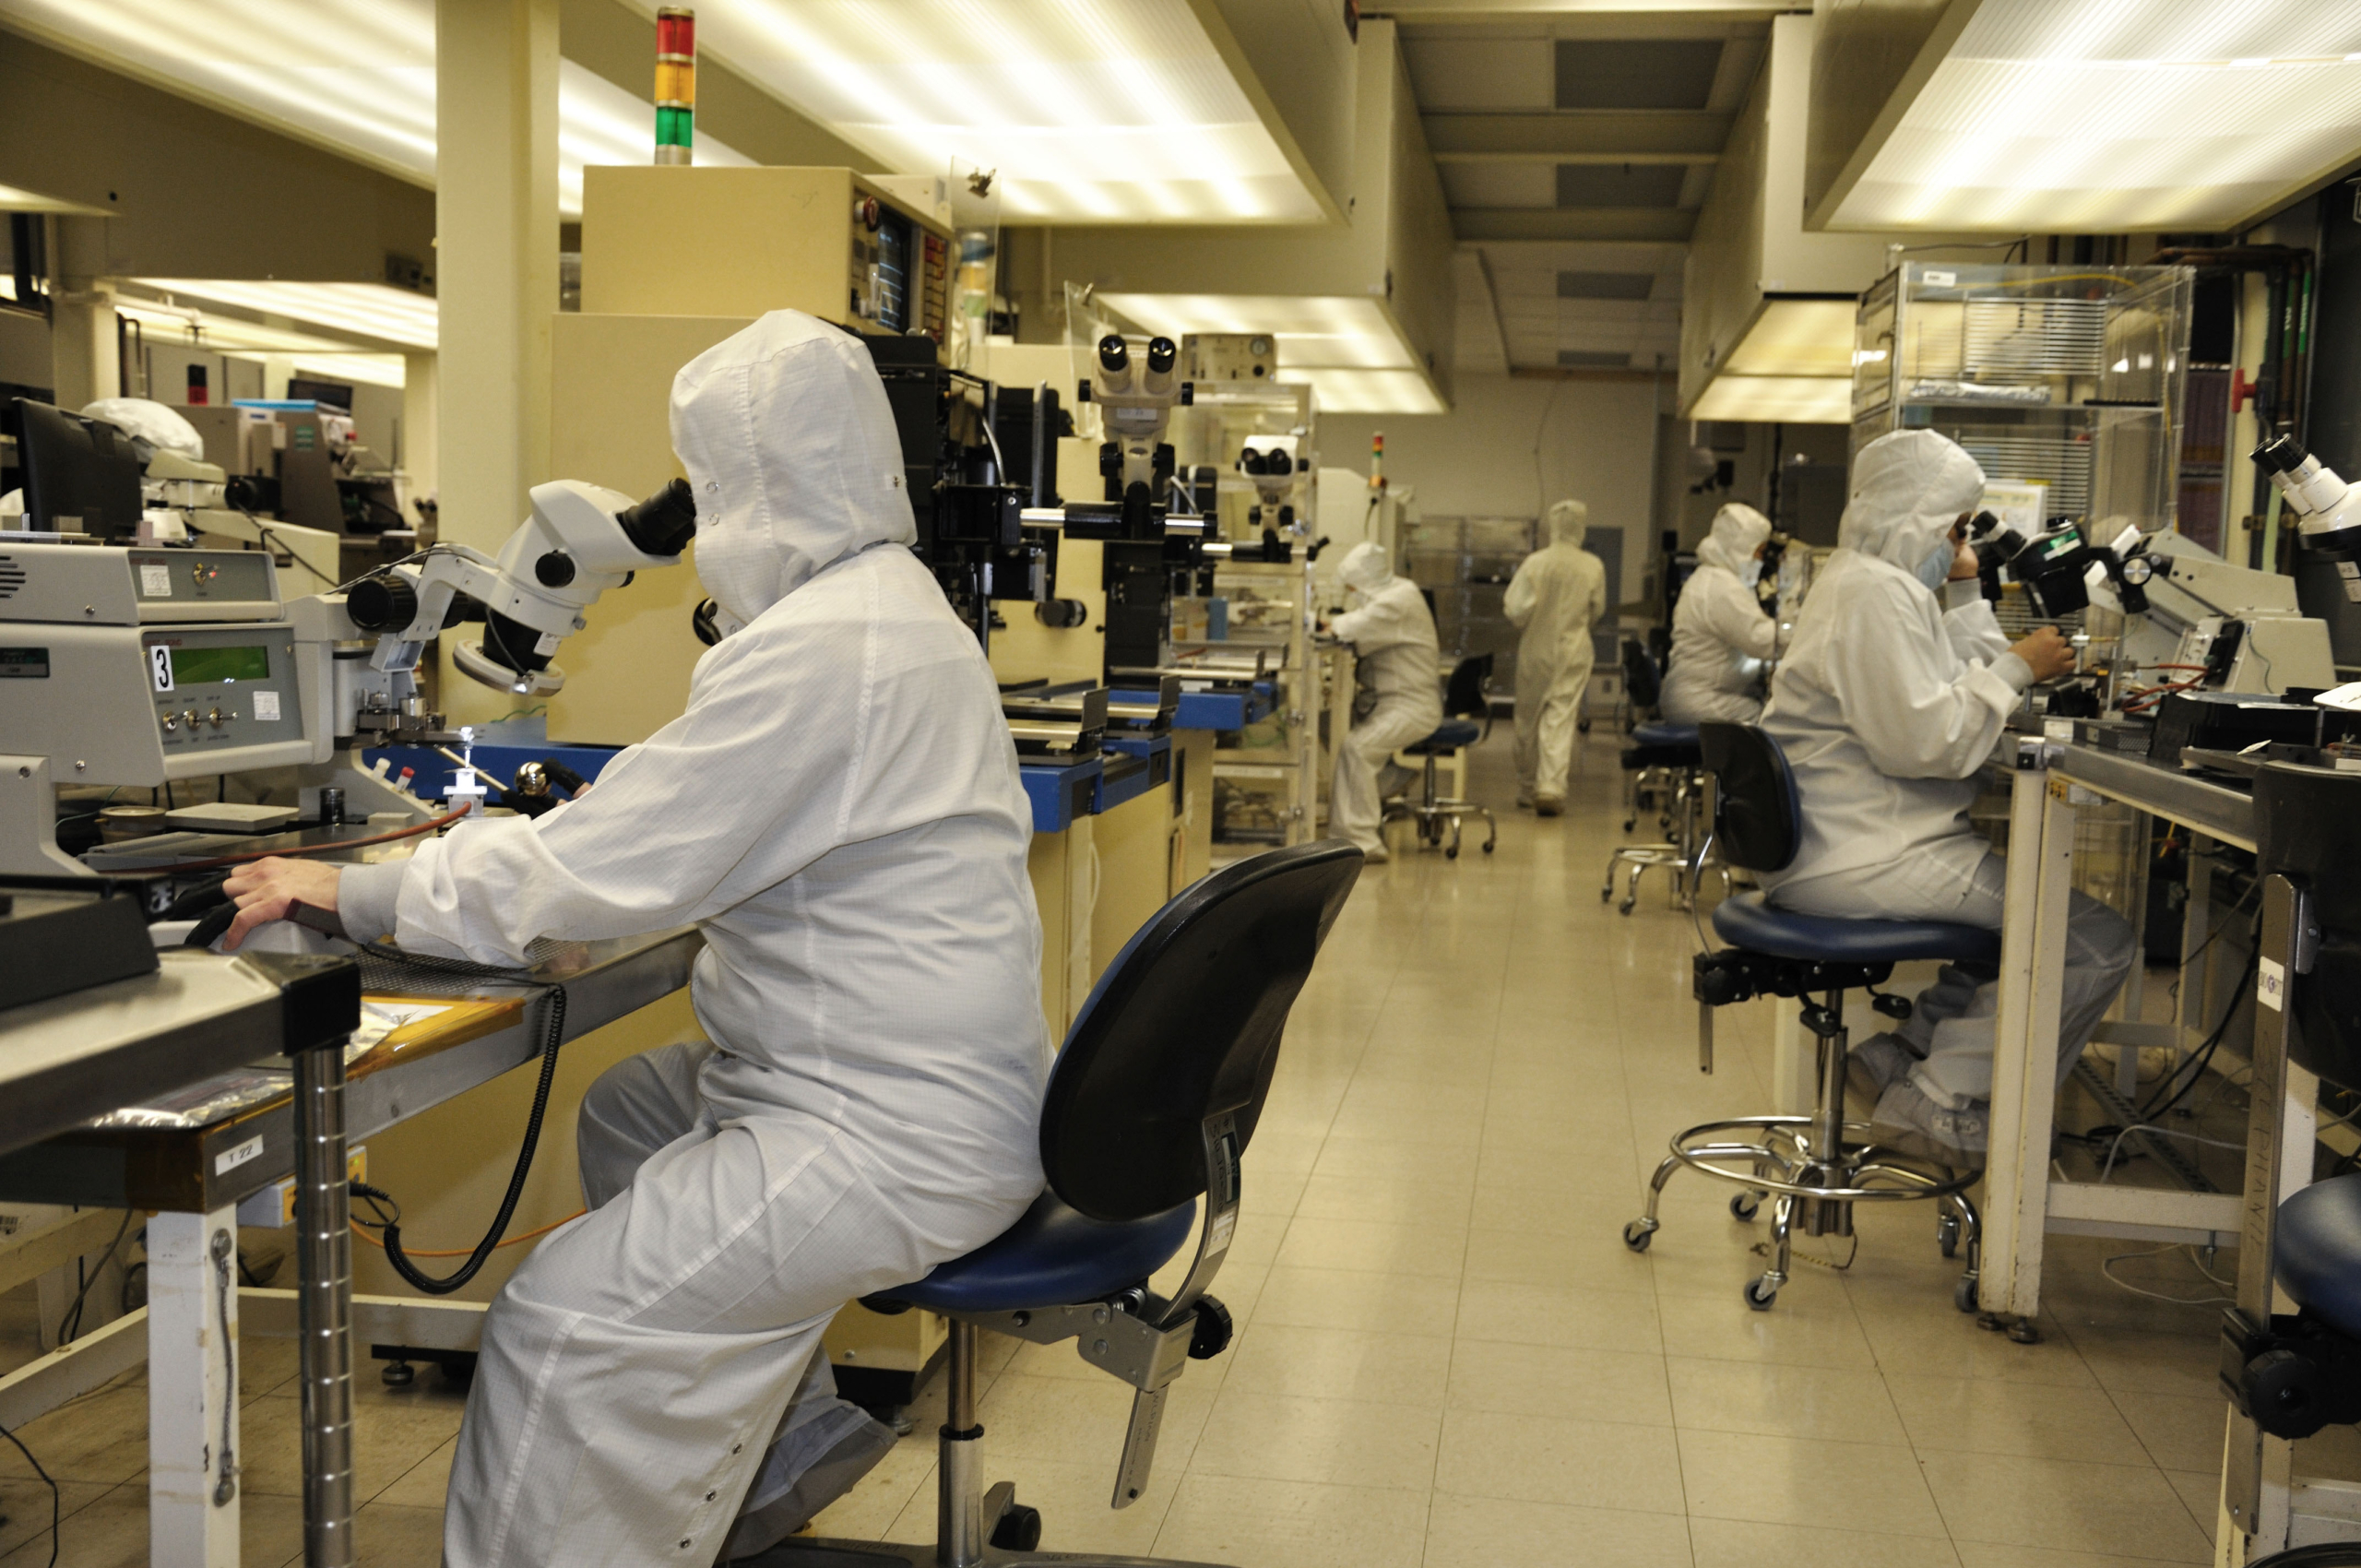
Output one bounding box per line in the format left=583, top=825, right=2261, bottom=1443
left=1, top=725, right=2343, bottom=1565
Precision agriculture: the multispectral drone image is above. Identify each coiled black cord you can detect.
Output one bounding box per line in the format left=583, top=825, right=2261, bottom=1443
left=349, top=949, right=572, bottom=1296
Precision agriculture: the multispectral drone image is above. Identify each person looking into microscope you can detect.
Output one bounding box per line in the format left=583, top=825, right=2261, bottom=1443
left=1759, top=429, right=2134, bottom=1164
left=219, top=310, right=1049, bottom=1567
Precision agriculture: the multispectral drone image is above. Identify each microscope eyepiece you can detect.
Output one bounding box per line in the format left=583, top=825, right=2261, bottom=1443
left=616, top=476, right=698, bottom=559
left=1097, top=335, right=1129, bottom=374
left=2254, top=434, right=2308, bottom=475
left=1146, top=337, right=1178, bottom=374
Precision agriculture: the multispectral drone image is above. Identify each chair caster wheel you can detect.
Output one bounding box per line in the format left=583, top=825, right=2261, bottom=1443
left=1621, top=1218, right=1655, bottom=1253
left=991, top=1502, right=1042, bottom=1551
left=1730, top=1194, right=1761, bottom=1222
left=1622, top=818, right=1636, bottom=832
left=1954, top=1275, right=1978, bottom=1314
left=381, top=1360, right=415, bottom=1387
left=1618, top=899, right=1636, bottom=916
left=1446, top=845, right=1459, bottom=860
left=1937, top=1213, right=1961, bottom=1258
left=1483, top=839, right=1496, bottom=853
left=1743, top=1277, right=1778, bottom=1311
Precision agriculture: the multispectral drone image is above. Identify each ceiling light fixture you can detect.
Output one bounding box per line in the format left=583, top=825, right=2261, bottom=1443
left=1821, top=0, right=2361, bottom=232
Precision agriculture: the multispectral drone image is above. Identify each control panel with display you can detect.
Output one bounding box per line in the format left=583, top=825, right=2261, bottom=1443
left=144, top=625, right=300, bottom=753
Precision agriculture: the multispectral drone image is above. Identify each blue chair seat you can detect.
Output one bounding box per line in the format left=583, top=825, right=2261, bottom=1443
left=879, top=1191, right=1197, bottom=1315
left=1713, top=891, right=2001, bottom=965
left=1402, top=719, right=1482, bottom=755
left=1632, top=721, right=1701, bottom=749
left=2277, top=1176, right=2361, bottom=1339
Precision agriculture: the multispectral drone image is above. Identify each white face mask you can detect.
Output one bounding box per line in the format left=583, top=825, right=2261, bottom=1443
left=1739, top=558, right=1763, bottom=588
left=1916, top=539, right=1956, bottom=591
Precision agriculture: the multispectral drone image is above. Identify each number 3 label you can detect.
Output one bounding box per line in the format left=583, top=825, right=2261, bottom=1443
left=150, top=645, right=174, bottom=693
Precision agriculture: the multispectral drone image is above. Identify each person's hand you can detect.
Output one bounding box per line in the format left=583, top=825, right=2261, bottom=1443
left=2009, top=624, right=2077, bottom=683
left=1949, top=539, right=1981, bottom=581
left=221, top=856, right=343, bottom=951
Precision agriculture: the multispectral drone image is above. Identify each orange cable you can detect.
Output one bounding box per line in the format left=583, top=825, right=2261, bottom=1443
left=349, top=1208, right=585, bottom=1256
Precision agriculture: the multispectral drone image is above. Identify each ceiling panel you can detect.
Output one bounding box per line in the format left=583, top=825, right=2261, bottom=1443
left=1555, top=39, right=1724, bottom=110
left=1401, top=36, right=1554, bottom=110
left=1556, top=270, right=1655, bottom=300
left=1440, top=162, right=1556, bottom=208
left=1555, top=162, right=1689, bottom=208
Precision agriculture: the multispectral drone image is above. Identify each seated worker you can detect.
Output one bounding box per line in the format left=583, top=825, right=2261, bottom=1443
left=1660, top=502, right=1782, bottom=724
left=1760, top=429, right=2134, bottom=1163
left=1328, top=540, right=1442, bottom=863
left=222, top=311, right=1049, bottom=1567
left=1503, top=499, right=1608, bottom=814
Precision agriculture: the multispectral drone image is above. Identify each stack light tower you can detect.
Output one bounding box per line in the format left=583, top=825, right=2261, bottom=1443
left=654, top=7, right=695, bottom=165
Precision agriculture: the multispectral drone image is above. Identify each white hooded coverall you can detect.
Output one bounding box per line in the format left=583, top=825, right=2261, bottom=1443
left=334, top=311, right=1049, bottom=1568
left=1329, top=540, right=1442, bottom=854
left=1760, top=430, right=2135, bottom=1135
left=1660, top=503, right=1780, bottom=725
left=1503, top=499, right=1608, bottom=803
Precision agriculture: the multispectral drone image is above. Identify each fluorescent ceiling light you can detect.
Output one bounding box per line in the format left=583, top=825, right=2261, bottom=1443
left=1688, top=374, right=1851, bottom=423
left=1832, top=0, right=2361, bottom=231
left=1097, top=294, right=1420, bottom=371
left=113, top=299, right=362, bottom=356
left=1720, top=299, right=1858, bottom=377
left=0, top=181, right=111, bottom=217
left=0, top=1, right=751, bottom=218
left=1276, top=368, right=1447, bottom=416
left=284, top=353, right=408, bottom=390
left=683, top=1, right=1318, bottom=222
left=131, top=280, right=439, bottom=350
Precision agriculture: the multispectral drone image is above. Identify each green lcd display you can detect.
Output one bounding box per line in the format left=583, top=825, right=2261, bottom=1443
left=169, top=644, right=272, bottom=685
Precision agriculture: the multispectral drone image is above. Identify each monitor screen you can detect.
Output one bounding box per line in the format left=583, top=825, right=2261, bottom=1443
left=286, top=376, right=354, bottom=412
left=16, top=398, right=144, bottom=540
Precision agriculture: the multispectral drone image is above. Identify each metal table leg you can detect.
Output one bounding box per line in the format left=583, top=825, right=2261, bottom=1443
left=2221, top=875, right=2319, bottom=1560
left=1981, top=766, right=2077, bottom=1336
left=148, top=1203, right=242, bottom=1568
left=292, top=1040, right=356, bottom=1567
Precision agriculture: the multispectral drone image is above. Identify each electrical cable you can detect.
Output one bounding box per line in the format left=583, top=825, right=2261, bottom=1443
left=2134, top=943, right=2260, bottom=1127
left=356, top=968, right=569, bottom=1295
left=0, top=1420, right=58, bottom=1568
left=350, top=1208, right=585, bottom=1257
left=134, top=804, right=469, bottom=873
left=53, top=1208, right=134, bottom=1346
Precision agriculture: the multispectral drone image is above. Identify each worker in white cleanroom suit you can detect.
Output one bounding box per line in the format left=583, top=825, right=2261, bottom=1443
left=1760, top=429, right=2133, bottom=1164
left=1503, top=499, right=1608, bottom=814
left=1328, top=540, right=1442, bottom=863
left=222, top=311, right=1048, bottom=1566
left=1660, top=502, right=1782, bottom=724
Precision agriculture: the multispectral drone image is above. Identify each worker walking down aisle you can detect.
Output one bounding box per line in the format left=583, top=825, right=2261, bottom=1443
left=1660, top=502, right=1782, bottom=724
left=1504, top=499, right=1608, bottom=814
left=1328, top=540, right=1442, bottom=863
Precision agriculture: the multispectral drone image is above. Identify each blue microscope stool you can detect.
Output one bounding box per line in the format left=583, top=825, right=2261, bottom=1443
left=1621, top=723, right=2000, bottom=1320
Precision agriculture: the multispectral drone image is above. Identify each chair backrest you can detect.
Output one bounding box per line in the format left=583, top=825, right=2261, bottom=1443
left=1043, top=841, right=1363, bottom=1222
left=1699, top=722, right=1801, bottom=873
left=1442, top=653, right=1493, bottom=719
left=1620, top=638, right=1662, bottom=711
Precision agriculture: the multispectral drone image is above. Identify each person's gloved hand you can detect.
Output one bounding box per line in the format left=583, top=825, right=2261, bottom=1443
left=222, top=856, right=343, bottom=950
left=2009, top=624, right=2077, bottom=683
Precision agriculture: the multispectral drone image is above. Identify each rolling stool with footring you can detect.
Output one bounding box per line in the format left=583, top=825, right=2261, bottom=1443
left=1382, top=654, right=1498, bottom=860
left=749, top=840, right=1364, bottom=1568
left=1620, top=723, right=1997, bottom=1321
left=1603, top=720, right=1721, bottom=915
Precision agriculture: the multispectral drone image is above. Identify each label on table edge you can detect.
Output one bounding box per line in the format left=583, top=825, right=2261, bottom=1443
left=2259, top=956, right=2286, bottom=1014
left=216, top=1134, right=265, bottom=1175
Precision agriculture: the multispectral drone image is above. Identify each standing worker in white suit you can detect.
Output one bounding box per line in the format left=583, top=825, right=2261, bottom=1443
left=1660, top=502, right=1783, bottom=724
left=1761, top=429, right=2133, bottom=1162
left=220, top=310, right=1050, bottom=1566
left=1328, top=540, right=1442, bottom=863
left=1504, top=499, right=1608, bottom=814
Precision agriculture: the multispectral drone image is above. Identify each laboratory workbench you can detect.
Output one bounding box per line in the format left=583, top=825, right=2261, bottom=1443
left=0, top=926, right=699, bottom=1568
left=0, top=947, right=358, bottom=1164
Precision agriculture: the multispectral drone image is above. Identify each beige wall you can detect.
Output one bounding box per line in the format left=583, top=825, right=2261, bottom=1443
left=1320, top=373, right=1662, bottom=607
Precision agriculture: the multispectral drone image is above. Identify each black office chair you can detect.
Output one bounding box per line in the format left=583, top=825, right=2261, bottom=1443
left=1604, top=641, right=1715, bottom=912
left=1621, top=723, right=1996, bottom=1317
left=759, top=841, right=1362, bottom=1568
left=1383, top=653, right=1499, bottom=860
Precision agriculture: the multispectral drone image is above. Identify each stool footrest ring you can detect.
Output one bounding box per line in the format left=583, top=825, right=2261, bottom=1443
left=1664, top=1115, right=1977, bottom=1201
